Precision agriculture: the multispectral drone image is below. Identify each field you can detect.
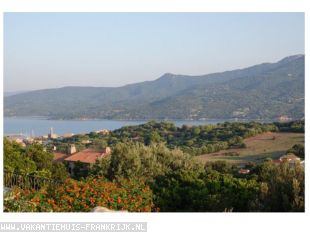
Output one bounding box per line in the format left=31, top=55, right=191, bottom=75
left=197, top=132, right=304, bottom=165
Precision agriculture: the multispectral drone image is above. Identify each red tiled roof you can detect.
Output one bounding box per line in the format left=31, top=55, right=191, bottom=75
left=64, top=149, right=106, bottom=164
left=238, top=169, right=250, bottom=174
left=272, top=159, right=282, bottom=164
left=53, top=152, right=68, bottom=162
left=280, top=154, right=300, bottom=161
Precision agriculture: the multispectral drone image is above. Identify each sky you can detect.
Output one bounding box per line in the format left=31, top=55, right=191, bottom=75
left=4, top=12, right=304, bottom=92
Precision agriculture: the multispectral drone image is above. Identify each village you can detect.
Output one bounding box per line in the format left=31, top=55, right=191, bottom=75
left=5, top=122, right=305, bottom=179
left=5, top=127, right=112, bottom=177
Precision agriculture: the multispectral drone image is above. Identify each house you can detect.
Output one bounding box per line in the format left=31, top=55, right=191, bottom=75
left=64, top=147, right=111, bottom=176
left=272, top=153, right=302, bottom=167
left=6, top=137, right=26, bottom=147
left=238, top=169, right=250, bottom=174
left=81, top=139, right=92, bottom=144
left=53, top=152, right=68, bottom=163
left=279, top=154, right=301, bottom=162
left=23, top=138, right=34, bottom=145
left=95, top=129, right=111, bottom=135
left=48, top=127, right=58, bottom=139
left=102, top=146, right=111, bottom=154
left=67, top=144, right=77, bottom=154
left=52, top=144, right=76, bottom=163
left=272, top=159, right=282, bottom=165
left=34, top=139, right=43, bottom=145
left=278, top=115, right=291, bottom=122
left=63, top=133, right=74, bottom=138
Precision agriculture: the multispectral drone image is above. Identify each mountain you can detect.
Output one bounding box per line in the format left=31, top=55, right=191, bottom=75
left=4, top=90, right=29, bottom=97
left=4, top=55, right=304, bottom=120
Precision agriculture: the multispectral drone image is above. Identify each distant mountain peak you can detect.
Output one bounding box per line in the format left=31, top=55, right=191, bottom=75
left=158, top=73, right=176, bottom=79
left=4, top=54, right=304, bottom=121
left=277, top=54, right=304, bottom=65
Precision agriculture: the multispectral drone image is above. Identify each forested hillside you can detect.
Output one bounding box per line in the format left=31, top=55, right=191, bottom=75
left=4, top=55, right=304, bottom=120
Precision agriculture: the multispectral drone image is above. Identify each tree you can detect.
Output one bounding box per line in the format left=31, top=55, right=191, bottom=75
left=287, top=144, right=304, bottom=159
left=24, top=143, right=54, bottom=171
left=205, top=161, right=235, bottom=174
left=4, top=138, right=36, bottom=173
left=90, top=156, right=111, bottom=179
left=152, top=168, right=260, bottom=212
left=144, top=132, right=161, bottom=145
left=92, top=142, right=203, bottom=182
left=51, top=163, right=69, bottom=182
left=254, top=161, right=304, bottom=212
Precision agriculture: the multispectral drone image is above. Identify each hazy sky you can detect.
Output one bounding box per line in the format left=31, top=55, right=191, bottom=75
left=4, top=13, right=304, bottom=92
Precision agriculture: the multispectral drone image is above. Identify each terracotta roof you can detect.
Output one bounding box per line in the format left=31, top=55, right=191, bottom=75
left=238, top=169, right=250, bottom=174
left=280, top=154, right=300, bottom=161
left=272, top=159, right=282, bottom=164
left=53, top=152, right=68, bottom=163
left=64, top=149, right=106, bottom=164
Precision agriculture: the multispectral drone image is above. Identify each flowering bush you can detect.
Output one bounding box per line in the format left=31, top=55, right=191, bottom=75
left=4, top=178, right=156, bottom=212
left=4, top=187, right=42, bottom=212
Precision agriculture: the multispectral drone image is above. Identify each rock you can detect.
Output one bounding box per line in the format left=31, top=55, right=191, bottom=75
left=92, top=206, right=128, bottom=213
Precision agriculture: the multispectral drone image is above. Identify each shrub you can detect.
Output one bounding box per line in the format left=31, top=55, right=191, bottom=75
left=4, top=178, right=155, bottom=212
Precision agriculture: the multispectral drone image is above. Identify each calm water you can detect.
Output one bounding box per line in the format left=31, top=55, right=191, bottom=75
left=4, top=117, right=225, bottom=137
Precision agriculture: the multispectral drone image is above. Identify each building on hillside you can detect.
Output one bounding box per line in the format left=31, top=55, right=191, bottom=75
left=23, top=138, right=34, bottom=145
left=63, top=133, right=74, bottom=138
left=272, top=159, right=282, bottom=165
left=278, top=115, right=292, bottom=122
left=67, top=144, right=77, bottom=155
left=48, top=127, right=58, bottom=139
left=102, top=146, right=111, bottom=154
left=6, top=137, right=26, bottom=147
left=238, top=169, right=250, bottom=174
left=95, top=129, right=111, bottom=135
left=272, top=153, right=303, bottom=167
left=81, top=139, right=92, bottom=144
left=64, top=147, right=111, bottom=177
left=34, top=139, right=43, bottom=145
left=53, top=144, right=76, bottom=162
left=53, top=152, right=68, bottom=163
left=279, top=153, right=301, bottom=162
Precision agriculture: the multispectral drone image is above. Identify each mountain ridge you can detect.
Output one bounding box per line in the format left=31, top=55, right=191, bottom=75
left=4, top=54, right=304, bottom=120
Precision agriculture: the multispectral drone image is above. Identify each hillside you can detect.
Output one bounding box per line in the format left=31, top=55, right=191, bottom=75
left=197, top=132, right=304, bottom=165
left=4, top=54, right=304, bottom=120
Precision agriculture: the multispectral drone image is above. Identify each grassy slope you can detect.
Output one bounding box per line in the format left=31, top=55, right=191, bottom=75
left=196, top=132, right=304, bottom=165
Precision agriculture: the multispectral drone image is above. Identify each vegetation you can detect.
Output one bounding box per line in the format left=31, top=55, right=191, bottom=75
left=53, top=120, right=279, bottom=156
left=91, top=142, right=202, bottom=181
left=198, top=132, right=304, bottom=165
left=251, top=161, right=304, bottom=211
left=287, top=144, right=304, bottom=159
left=274, top=120, right=304, bottom=133
left=4, top=178, right=154, bottom=212
left=4, top=139, right=154, bottom=212
left=4, top=138, right=68, bottom=181
left=90, top=142, right=304, bottom=212
left=3, top=119, right=305, bottom=212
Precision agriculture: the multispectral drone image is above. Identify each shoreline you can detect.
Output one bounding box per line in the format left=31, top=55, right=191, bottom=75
left=4, top=116, right=277, bottom=123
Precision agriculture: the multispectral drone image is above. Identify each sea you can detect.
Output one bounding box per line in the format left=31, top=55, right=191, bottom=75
left=4, top=117, right=229, bottom=137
